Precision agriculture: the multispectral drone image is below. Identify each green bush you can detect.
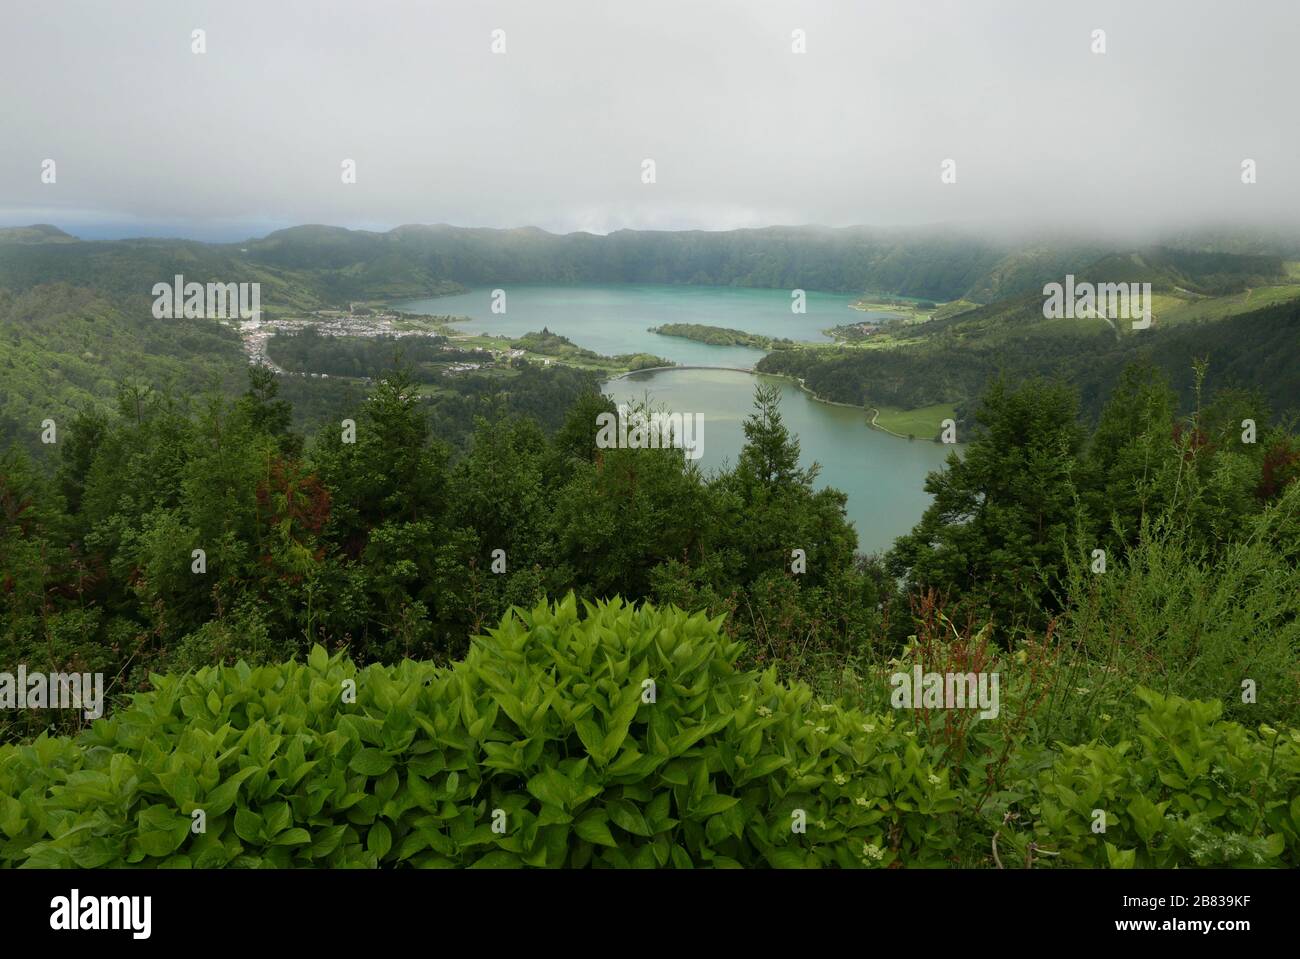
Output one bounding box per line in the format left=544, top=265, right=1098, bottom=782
left=4, top=599, right=1295, bottom=868
left=1026, top=688, right=1300, bottom=867
left=0, top=595, right=962, bottom=868
left=1054, top=484, right=1300, bottom=735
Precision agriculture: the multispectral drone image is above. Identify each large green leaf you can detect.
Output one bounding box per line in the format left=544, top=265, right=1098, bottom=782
left=575, top=810, right=618, bottom=848
left=526, top=768, right=574, bottom=809
left=350, top=749, right=394, bottom=777
left=367, top=820, right=393, bottom=860
left=233, top=808, right=263, bottom=843
left=271, top=828, right=312, bottom=846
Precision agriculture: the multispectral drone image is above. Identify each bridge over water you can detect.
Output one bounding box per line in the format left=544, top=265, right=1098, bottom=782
left=606, top=364, right=756, bottom=380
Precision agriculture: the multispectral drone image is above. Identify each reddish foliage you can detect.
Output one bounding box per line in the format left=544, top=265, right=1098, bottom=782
left=1171, top=421, right=1210, bottom=461
left=1258, top=439, right=1300, bottom=500
left=256, top=459, right=332, bottom=538
left=255, top=458, right=332, bottom=582
left=0, top=473, right=33, bottom=533
left=904, top=590, right=996, bottom=761
left=901, top=590, right=1058, bottom=816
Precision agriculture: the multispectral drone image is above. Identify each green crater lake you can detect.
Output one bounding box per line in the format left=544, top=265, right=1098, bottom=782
left=606, top=369, right=954, bottom=555
left=396, top=285, right=956, bottom=554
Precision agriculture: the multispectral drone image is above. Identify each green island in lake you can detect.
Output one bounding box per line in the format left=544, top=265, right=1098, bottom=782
left=648, top=322, right=795, bottom=350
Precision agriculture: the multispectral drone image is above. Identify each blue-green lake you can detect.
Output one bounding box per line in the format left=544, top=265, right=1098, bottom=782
left=396, top=284, right=881, bottom=367
left=395, top=285, right=954, bottom=554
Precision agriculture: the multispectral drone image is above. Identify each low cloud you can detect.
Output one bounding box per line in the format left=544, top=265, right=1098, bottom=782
left=2, top=0, right=1296, bottom=240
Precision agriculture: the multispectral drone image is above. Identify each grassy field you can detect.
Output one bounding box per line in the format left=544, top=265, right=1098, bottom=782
left=847, top=297, right=979, bottom=327
left=1242, top=283, right=1300, bottom=308
left=871, top=403, right=955, bottom=439
left=850, top=299, right=918, bottom=318
left=1154, top=284, right=1300, bottom=325
left=930, top=299, right=981, bottom=322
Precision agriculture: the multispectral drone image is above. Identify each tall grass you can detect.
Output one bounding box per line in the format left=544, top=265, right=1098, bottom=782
left=1049, top=481, right=1300, bottom=738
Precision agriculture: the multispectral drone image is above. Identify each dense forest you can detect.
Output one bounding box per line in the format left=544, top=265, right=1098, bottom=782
left=5, top=355, right=1297, bottom=709
left=2, top=358, right=1298, bottom=866
left=2, top=225, right=1299, bottom=870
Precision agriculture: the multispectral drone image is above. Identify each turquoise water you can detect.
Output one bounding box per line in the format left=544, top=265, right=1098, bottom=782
left=395, top=284, right=881, bottom=368
left=605, top=368, right=953, bottom=555
left=395, top=284, right=953, bottom=554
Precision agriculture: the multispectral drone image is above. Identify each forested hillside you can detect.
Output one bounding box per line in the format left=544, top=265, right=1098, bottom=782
left=759, top=297, right=1300, bottom=434
left=12, top=222, right=1273, bottom=306
left=243, top=223, right=1016, bottom=300
left=0, top=284, right=249, bottom=457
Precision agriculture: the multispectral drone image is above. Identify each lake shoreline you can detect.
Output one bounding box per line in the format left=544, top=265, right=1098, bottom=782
left=604, top=365, right=945, bottom=445
left=604, top=361, right=957, bottom=555
left=764, top=372, right=939, bottom=442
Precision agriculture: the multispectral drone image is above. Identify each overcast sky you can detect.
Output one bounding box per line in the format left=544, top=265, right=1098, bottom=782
left=2, top=0, right=1297, bottom=241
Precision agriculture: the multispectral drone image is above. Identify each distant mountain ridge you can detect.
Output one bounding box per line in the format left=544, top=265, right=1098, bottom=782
left=0, top=224, right=77, bottom=244
left=0, top=222, right=1290, bottom=307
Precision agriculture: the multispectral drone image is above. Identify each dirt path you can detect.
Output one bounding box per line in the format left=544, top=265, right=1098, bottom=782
left=868, top=407, right=911, bottom=440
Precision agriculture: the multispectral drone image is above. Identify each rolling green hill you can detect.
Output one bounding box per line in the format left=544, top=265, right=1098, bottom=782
left=0, top=283, right=249, bottom=461
left=0, top=238, right=329, bottom=315
left=0, top=224, right=78, bottom=245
